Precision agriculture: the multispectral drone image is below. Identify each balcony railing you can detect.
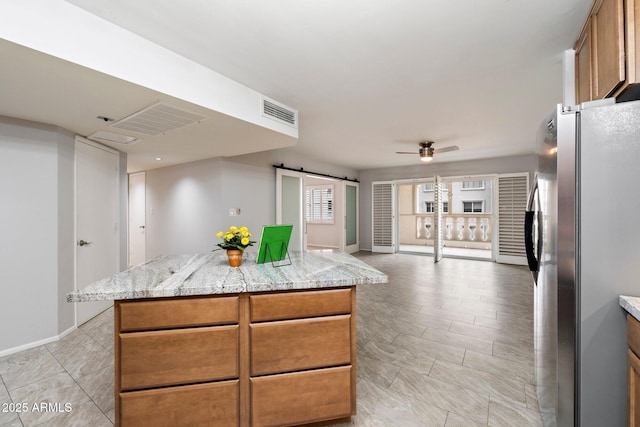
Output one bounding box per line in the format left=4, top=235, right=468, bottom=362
left=414, top=214, right=492, bottom=243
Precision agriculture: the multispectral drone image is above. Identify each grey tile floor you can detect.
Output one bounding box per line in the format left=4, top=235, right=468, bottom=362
left=0, top=252, right=540, bottom=426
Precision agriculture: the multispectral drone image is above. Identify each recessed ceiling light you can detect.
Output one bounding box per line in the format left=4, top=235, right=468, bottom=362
left=155, top=157, right=162, bottom=161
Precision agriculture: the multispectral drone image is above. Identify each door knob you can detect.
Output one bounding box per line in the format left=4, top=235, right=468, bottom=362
left=78, top=240, right=93, bottom=247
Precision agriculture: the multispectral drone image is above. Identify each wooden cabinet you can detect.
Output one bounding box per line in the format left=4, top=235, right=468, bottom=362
left=627, top=315, right=640, bottom=425
left=248, top=287, right=356, bottom=426
left=115, top=288, right=356, bottom=427
left=118, top=296, right=239, bottom=331
left=593, top=0, right=626, bottom=99
left=249, top=288, right=352, bottom=322
left=629, top=349, right=640, bottom=427
left=575, top=19, right=594, bottom=103
left=250, top=316, right=352, bottom=376
left=119, top=326, right=239, bottom=390
left=575, top=0, right=640, bottom=103
left=115, top=296, right=241, bottom=427
left=251, top=366, right=353, bottom=427
left=120, top=381, right=239, bottom=427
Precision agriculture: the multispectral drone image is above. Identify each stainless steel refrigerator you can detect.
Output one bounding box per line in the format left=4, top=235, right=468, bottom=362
left=526, top=99, right=640, bottom=427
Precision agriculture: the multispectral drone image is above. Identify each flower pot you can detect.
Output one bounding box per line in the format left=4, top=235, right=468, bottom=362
left=226, top=249, right=244, bottom=267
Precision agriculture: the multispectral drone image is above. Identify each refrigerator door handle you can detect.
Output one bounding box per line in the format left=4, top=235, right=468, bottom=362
left=525, top=175, right=541, bottom=284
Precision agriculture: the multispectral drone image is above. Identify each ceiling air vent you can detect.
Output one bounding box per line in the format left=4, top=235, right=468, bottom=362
left=111, top=102, right=207, bottom=136
left=261, top=97, right=298, bottom=128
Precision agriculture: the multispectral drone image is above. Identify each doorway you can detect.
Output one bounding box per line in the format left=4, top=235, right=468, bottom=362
left=391, top=175, right=496, bottom=261
left=276, top=169, right=358, bottom=252
left=439, top=176, right=493, bottom=260
left=304, top=175, right=340, bottom=250
left=128, top=172, right=146, bottom=267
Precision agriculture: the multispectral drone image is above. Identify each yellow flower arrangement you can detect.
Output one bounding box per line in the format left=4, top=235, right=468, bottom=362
left=216, top=226, right=255, bottom=250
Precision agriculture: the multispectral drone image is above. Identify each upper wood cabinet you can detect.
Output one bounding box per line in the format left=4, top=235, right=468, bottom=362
left=594, top=0, right=626, bottom=98
left=575, top=19, right=594, bottom=103
left=575, top=0, right=640, bottom=103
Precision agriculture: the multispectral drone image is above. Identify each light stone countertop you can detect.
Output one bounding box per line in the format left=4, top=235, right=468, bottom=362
left=620, top=296, right=640, bottom=321
left=67, top=250, right=388, bottom=302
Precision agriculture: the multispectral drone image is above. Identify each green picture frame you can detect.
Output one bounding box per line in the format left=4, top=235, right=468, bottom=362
left=256, top=224, right=293, bottom=264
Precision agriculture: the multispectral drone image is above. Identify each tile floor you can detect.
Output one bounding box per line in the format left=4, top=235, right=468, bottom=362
left=0, top=252, right=540, bottom=426
left=398, top=244, right=492, bottom=260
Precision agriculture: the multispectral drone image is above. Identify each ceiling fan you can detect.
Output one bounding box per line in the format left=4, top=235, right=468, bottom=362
left=396, top=141, right=459, bottom=162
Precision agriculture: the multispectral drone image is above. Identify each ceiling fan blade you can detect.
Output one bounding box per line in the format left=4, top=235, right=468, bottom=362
left=433, top=145, right=459, bottom=153
left=395, top=151, right=419, bottom=154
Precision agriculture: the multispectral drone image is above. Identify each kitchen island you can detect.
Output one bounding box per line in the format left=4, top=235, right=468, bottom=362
left=621, top=295, right=640, bottom=425
left=68, top=250, right=387, bottom=427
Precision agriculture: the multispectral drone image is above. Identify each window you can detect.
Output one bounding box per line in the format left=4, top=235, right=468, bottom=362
left=463, top=201, right=483, bottom=213
left=306, top=185, right=334, bottom=223
left=423, top=183, right=434, bottom=192
left=425, top=201, right=448, bottom=213
left=462, top=180, right=485, bottom=190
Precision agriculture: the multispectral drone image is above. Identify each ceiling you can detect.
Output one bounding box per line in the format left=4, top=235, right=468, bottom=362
left=5, top=1, right=592, bottom=171
left=0, top=38, right=297, bottom=172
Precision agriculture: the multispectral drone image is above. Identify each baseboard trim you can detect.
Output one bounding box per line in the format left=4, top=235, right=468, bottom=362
left=307, top=244, right=340, bottom=250
left=0, top=325, right=77, bottom=358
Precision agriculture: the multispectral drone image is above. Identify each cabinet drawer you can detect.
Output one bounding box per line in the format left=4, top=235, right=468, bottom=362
left=120, top=325, right=238, bottom=390
left=251, top=366, right=352, bottom=427
left=120, top=380, right=239, bottom=427
left=118, top=296, right=238, bottom=332
left=250, top=288, right=351, bottom=322
left=628, top=315, right=640, bottom=357
left=250, top=315, right=351, bottom=376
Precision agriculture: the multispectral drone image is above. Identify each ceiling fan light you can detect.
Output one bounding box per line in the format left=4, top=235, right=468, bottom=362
left=419, top=147, right=434, bottom=162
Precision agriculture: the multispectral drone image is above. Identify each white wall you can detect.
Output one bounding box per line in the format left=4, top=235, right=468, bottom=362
left=56, top=128, right=76, bottom=336
left=145, top=158, right=224, bottom=257
left=1, top=117, right=60, bottom=352
left=0, top=117, right=73, bottom=353
left=0, top=116, right=128, bottom=355
left=221, top=158, right=277, bottom=248
left=143, top=149, right=357, bottom=258
left=359, top=154, right=536, bottom=250
left=563, top=49, right=576, bottom=106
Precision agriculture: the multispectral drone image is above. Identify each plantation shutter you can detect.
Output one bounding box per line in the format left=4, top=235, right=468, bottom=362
left=306, top=185, right=333, bottom=223
left=311, top=189, right=321, bottom=220
left=497, top=173, right=529, bottom=265
left=372, top=181, right=395, bottom=253
left=434, top=176, right=444, bottom=262
left=322, top=187, right=333, bottom=221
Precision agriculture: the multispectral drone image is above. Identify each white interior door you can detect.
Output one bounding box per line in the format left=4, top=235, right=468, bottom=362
left=344, top=181, right=359, bottom=253
left=75, top=138, right=119, bottom=325
left=128, top=172, right=146, bottom=267
left=276, top=169, right=305, bottom=252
